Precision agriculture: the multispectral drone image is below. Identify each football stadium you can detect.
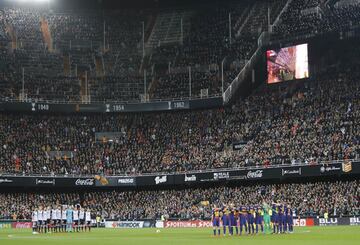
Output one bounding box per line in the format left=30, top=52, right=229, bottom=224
left=0, top=0, right=359, bottom=244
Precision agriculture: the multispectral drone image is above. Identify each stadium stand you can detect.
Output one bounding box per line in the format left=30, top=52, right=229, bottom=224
left=0, top=180, right=358, bottom=220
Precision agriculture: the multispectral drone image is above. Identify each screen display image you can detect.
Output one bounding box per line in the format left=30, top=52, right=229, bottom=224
left=267, top=43, right=309, bottom=84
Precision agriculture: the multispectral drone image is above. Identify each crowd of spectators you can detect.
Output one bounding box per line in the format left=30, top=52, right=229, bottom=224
left=0, top=65, right=359, bottom=175
left=273, top=0, right=360, bottom=39
left=0, top=180, right=358, bottom=220
left=1, top=1, right=359, bottom=101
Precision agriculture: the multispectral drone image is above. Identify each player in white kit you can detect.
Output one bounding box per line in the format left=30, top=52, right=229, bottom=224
left=61, top=205, right=67, bottom=232
left=37, top=207, right=45, bottom=233
left=51, top=206, right=57, bottom=232
left=85, top=208, right=91, bottom=232
left=32, top=208, right=39, bottom=234
left=73, top=207, right=79, bottom=232
left=79, top=208, right=85, bottom=231
left=55, top=206, right=61, bottom=232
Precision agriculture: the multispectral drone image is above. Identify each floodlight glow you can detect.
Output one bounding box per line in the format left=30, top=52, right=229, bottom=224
left=9, top=0, right=50, bottom=3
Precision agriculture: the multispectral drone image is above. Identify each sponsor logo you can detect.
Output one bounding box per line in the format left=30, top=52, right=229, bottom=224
left=0, top=178, right=13, bottom=184
left=213, top=172, right=229, bottom=180
left=319, top=218, right=338, bottom=226
left=35, top=178, right=55, bottom=185
left=12, top=222, right=32, bottom=229
left=282, top=168, right=302, bottom=176
left=184, top=174, right=197, bottom=182
left=173, top=101, right=185, bottom=109
left=155, top=176, right=167, bottom=185
left=0, top=223, right=12, bottom=229
left=164, top=220, right=212, bottom=228
left=350, top=217, right=360, bottom=225
left=342, top=161, right=352, bottom=173
left=75, top=178, right=94, bottom=186
left=247, top=170, right=263, bottom=179
left=320, top=166, right=341, bottom=173
left=118, top=178, right=135, bottom=184
left=293, top=219, right=306, bottom=227
left=106, top=221, right=144, bottom=228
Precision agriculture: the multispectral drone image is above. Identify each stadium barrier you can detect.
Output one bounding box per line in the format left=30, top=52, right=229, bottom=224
left=0, top=161, right=358, bottom=188
left=1, top=218, right=359, bottom=229
left=0, top=97, right=223, bottom=113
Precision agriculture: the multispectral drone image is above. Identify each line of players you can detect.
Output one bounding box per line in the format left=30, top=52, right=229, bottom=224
left=31, top=205, right=92, bottom=234
left=211, top=203, right=294, bottom=236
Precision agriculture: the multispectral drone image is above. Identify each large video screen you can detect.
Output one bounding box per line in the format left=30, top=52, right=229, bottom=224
left=267, top=43, right=309, bottom=84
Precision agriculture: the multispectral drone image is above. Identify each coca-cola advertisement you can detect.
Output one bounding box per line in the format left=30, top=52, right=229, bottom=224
left=11, top=222, right=32, bottom=229
left=164, top=220, right=212, bottom=228
left=75, top=178, right=95, bottom=186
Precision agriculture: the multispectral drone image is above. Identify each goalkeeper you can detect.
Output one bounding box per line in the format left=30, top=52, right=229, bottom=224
left=263, top=203, right=271, bottom=234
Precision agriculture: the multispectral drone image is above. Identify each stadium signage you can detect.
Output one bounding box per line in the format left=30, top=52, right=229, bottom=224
left=118, top=178, right=135, bottom=184
left=1, top=98, right=222, bottom=113
left=105, top=221, right=145, bottom=228
left=0, top=223, right=12, bottom=229
left=342, top=161, right=352, bottom=173
left=213, top=172, right=229, bottom=180
left=184, top=174, right=197, bottom=182
left=320, top=166, right=341, bottom=173
left=155, top=176, right=167, bottom=185
left=349, top=217, right=360, bottom=225
left=35, top=178, right=56, bottom=185
left=319, top=218, right=338, bottom=226
left=282, top=168, right=302, bottom=176
left=0, top=161, right=358, bottom=188
left=11, top=222, right=32, bottom=229
left=0, top=178, right=13, bottom=183
left=246, top=170, right=263, bottom=179
left=164, top=220, right=212, bottom=228
left=75, top=178, right=95, bottom=186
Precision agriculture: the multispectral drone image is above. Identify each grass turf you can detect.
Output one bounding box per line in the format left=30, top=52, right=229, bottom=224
left=0, top=226, right=359, bottom=245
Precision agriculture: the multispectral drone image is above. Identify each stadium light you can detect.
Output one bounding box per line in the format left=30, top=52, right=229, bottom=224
left=9, top=0, right=50, bottom=3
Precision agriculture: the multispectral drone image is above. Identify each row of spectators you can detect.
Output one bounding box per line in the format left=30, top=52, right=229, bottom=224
left=0, top=180, right=358, bottom=220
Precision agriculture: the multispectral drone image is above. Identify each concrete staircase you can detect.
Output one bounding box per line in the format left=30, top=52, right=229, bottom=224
left=146, top=10, right=192, bottom=48
left=95, top=55, right=105, bottom=77
left=63, top=54, right=71, bottom=76
left=40, top=17, right=53, bottom=52
left=4, top=22, right=17, bottom=50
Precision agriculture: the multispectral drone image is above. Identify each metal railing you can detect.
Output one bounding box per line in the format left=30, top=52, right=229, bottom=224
left=0, top=94, right=222, bottom=105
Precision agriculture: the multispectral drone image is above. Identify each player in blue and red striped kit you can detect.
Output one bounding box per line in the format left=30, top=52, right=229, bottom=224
left=286, top=206, right=294, bottom=233
left=233, top=208, right=240, bottom=235
left=222, top=207, right=231, bottom=236
left=212, top=208, right=221, bottom=236
left=239, top=205, right=248, bottom=235
left=228, top=208, right=235, bottom=235
left=247, top=206, right=255, bottom=235
left=278, top=204, right=284, bottom=233
left=255, top=205, right=264, bottom=234
left=271, top=204, right=279, bottom=234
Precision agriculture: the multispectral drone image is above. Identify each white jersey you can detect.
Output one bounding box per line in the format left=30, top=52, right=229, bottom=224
left=61, top=210, right=67, bottom=220
left=55, top=209, right=61, bottom=220
left=37, top=210, right=43, bottom=221
left=32, top=211, right=38, bottom=222
left=44, top=210, right=50, bottom=220
left=79, top=210, right=85, bottom=220
left=73, top=210, right=79, bottom=220
left=51, top=209, right=57, bottom=220
left=85, top=211, right=91, bottom=221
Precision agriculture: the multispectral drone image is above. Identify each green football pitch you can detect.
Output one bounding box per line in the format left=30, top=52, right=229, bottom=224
left=0, top=227, right=359, bottom=245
